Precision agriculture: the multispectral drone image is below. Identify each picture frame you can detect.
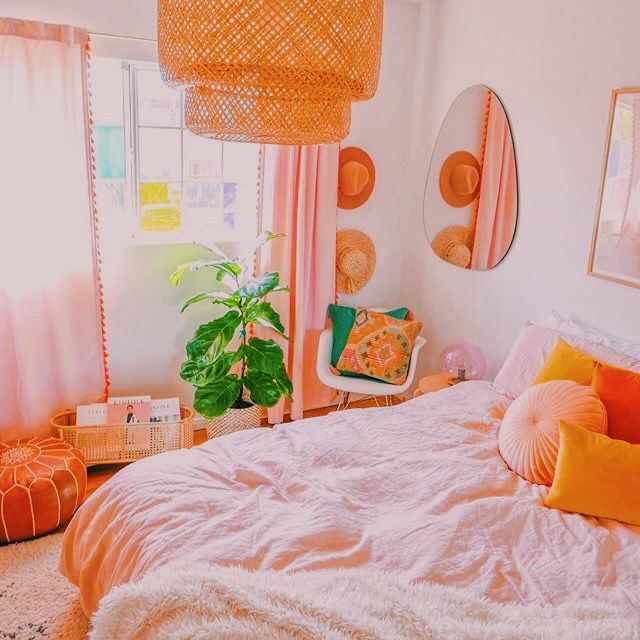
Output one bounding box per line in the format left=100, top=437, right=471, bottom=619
left=589, top=87, right=640, bottom=289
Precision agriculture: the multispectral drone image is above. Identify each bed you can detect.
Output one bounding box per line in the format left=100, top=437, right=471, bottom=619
left=60, top=380, right=640, bottom=623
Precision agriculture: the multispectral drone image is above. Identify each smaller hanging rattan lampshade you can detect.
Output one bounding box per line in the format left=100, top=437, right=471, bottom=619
left=158, top=0, right=384, bottom=144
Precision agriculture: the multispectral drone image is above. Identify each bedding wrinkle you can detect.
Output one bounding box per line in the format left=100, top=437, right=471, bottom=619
left=60, top=382, right=640, bottom=627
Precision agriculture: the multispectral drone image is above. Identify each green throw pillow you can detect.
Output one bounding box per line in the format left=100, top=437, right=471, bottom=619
left=327, top=304, right=410, bottom=378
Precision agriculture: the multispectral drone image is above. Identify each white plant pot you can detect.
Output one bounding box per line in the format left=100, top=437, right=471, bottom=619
left=204, top=403, right=262, bottom=439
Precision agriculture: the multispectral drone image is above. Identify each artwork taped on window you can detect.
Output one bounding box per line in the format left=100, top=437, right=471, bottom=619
left=90, top=57, right=259, bottom=246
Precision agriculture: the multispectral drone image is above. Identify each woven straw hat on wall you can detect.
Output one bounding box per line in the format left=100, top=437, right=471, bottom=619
left=336, top=229, right=376, bottom=294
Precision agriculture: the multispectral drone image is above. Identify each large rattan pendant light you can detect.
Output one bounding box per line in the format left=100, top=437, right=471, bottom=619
left=157, top=0, right=384, bottom=145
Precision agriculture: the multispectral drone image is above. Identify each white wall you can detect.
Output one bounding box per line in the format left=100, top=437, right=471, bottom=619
left=404, top=0, right=640, bottom=379
left=335, top=2, right=421, bottom=311
left=1, top=0, right=423, bottom=404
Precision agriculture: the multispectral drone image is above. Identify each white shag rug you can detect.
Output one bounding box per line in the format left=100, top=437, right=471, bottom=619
left=2, top=534, right=636, bottom=640
left=0, top=533, right=88, bottom=640
left=91, top=561, right=637, bottom=640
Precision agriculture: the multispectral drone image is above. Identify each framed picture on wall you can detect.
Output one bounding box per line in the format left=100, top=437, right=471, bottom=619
left=589, top=87, right=640, bottom=289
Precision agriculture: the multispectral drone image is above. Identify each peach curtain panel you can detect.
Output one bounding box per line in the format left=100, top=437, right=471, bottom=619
left=259, top=144, right=338, bottom=422
left=471, top=92, right=517, bottom=270
left=0, top=19, right=107, bottom=441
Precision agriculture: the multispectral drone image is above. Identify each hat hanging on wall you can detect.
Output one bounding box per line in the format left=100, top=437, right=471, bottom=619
left=336, top=229, right=376, bottom=294
left=338, top=147, right=376, bottom=209
left=431, top=225, right=473, bottom=268
left=439, top=150, right=481, bottom=208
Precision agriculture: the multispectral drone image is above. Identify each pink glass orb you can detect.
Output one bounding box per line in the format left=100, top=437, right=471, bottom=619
left=439, top=342, right=486, bottom=381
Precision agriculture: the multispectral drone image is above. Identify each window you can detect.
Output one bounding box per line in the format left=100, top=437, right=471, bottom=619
left=90, top=57, right=259, bottom=245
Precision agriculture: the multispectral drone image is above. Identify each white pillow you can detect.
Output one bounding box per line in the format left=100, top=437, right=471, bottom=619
left=549, top=310, right=640, bottom=360
left=493, top=321, right=640, bottom=399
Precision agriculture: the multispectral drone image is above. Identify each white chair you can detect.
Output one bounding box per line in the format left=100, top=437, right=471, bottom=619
left=316, top=309, right=426, bottom=410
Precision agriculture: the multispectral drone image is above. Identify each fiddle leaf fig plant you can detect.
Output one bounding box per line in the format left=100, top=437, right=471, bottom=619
left=171, top=232, right=293, bottom=418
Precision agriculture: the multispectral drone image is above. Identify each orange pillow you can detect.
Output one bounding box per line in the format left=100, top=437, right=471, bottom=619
left=334, top=308, right=422, bottom=385
left=592, top=362, right=640, bottom=444
left=532, top=339, right=598, bottom=386
left=545, top=421, right=640, bottom=526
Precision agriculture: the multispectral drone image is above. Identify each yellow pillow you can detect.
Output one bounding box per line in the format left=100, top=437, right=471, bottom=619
left=532, top=339, right=597, bottom=386
left=545, top=421, right=640, bottom=526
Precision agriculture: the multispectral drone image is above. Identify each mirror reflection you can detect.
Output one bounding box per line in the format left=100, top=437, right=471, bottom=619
left=423, top=85, right=517, bottom=270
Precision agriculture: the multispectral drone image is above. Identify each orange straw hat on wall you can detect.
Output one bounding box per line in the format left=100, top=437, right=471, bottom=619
left=336, top=229, right=376, bottom=294
left=439, top=150, right=481, bottom=207
left=338, top=147, right=376, bottom=209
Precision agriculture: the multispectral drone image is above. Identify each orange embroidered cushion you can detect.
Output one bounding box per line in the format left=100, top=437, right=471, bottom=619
left=0, top=437, right=86, bottom=543
left=335, top=308, right=422, bottom=385
left=592, top=362, right=640, bottom=444
left=498, top=380, right=607, bottom=485
left=545, top=421, right=640, bottom=526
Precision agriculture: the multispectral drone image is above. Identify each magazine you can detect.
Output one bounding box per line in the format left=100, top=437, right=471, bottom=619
left=76, top=403, right=107, bottom=426
left=150, top=397, right=181, bottom=423
left=106, top=401, right=151, bottom=425
left=75, top=396, right=180, bottom=427
left=107, top=395, right=152, bottom=405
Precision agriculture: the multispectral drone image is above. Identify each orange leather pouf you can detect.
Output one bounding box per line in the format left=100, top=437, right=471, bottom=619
left=0, top=437, right=87, bottom=543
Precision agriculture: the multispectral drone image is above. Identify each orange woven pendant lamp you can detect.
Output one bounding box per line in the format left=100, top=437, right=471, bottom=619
left=157, top=0, right=384, bottom=145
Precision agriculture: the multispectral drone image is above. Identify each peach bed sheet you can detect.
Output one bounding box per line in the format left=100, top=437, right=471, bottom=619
left=60, top=382, right=640, bottom=622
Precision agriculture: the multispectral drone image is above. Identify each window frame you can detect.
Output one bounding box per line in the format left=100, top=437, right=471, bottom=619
left=116, top=60, right=246, bottom=246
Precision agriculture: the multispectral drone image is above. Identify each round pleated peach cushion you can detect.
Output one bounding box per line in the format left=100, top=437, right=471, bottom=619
left=0, top=437, right=86, bottom=543
left=498, top=380, right=607, bottom=486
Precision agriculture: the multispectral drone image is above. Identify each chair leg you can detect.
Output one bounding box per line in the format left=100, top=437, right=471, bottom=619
left=336, top=391, right=351, bottom=411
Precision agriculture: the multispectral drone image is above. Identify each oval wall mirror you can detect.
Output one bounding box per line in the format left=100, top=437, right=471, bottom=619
left=423, top=85, right=518, bottom=270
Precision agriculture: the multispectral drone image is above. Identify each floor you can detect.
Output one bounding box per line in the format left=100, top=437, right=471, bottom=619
left=85, top=397, right=384, bottom=498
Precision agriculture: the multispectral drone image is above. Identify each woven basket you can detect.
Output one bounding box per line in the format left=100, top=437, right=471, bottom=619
left=157, top=0, right=383, bottom=144
left=205, top=403, right=262, bottom=440
left=50, top=406, right=194, bottom=466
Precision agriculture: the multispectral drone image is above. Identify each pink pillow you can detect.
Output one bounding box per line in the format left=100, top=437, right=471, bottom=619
left=493, top=323, right=640, bottom=399
left=498, top=380, right=607, bottom=486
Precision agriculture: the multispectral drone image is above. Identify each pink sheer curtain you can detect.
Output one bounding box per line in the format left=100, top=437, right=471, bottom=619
left=471, top=92, right=517, bottom=270
left=0, top=19, right=107, bottom=441
left=259, top=144, right=339, bottom=423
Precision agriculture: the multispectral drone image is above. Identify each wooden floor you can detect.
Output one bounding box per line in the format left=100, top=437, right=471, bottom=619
left=85, top=397, right=383, bottom=498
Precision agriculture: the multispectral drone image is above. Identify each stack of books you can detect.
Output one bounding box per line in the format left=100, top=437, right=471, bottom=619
left=76, top=395, right=181, bottom=427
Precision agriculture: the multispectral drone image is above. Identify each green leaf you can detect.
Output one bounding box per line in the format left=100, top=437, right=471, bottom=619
left=180, top=352, right=241, bottom=387
left=273, top=363, right=293, bottom=400
left=236, top=272, right=280, bottom=300
left=237, top=231, right=286, bottom=265
left=170, top=259, right=241, bottom=286
left=180, top=292, right=240, bottom=313
left=242, top=337, right=284, bottom=374
left=186, top=311, right=241, bottom=360
left=243, top=370, right=284, bottom=408
left=245, top=302, right=290, bottom=338
left=169, top=263, right=193, bottom=286
left=243, top=361, right=293, bottom=407
left=194, top=376, right=243, bottom=418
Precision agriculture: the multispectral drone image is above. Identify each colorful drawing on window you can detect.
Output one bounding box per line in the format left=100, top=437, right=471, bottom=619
left=140, top=182, right=170, bottom=205
left=224, top=182, right=238, bottom=209
left=223, top=210, right=235, bottom=230
left=94, top=125, right=125, bottom=180
left=141, top=206, right=182, bottom=232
